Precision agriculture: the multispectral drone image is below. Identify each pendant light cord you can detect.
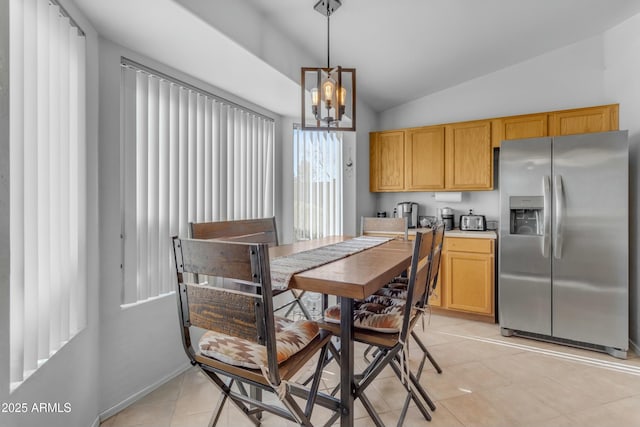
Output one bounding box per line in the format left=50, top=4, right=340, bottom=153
left=326, top=7, right=331, bottom=68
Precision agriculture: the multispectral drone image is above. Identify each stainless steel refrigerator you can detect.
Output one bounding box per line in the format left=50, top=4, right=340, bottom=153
left=499, top=131, right=628, bottom=358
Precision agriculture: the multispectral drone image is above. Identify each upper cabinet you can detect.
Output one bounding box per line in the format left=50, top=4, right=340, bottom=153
left=370, top=130, right=405, bottom=191
left=370, top=103, right=619, bottom=192
left=549, top=104, right=619, bottom=136
left=405, top=126, right=446, bottom=191
left=445, top=120, right=493, bottom=190
left=492, top=113, right=548, bottom=148
left=492, top=104, right=618, bottom=147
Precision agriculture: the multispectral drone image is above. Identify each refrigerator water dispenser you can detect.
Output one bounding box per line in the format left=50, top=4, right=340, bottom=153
left=509, top=196, right=543, bottom=235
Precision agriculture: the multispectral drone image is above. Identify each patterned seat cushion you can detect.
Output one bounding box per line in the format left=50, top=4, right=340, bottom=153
left=198, top=317, right=319, bottom=369
left=324, top=295, right=412, bottom=333
left=375, top=281, right=408, bottom=299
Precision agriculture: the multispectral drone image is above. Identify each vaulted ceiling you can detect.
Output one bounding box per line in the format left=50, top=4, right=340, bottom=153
left=75, top=0, right=640, bottom=117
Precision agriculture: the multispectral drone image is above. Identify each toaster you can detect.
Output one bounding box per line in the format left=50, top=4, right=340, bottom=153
left=459, top=210, right=487, bottom=231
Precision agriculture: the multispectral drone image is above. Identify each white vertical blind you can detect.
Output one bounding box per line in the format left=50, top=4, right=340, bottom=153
left=9, top=0, right=87, bottom=388
left=121, top=62, right=275, bottom=305
left=293, top=129, right=343, bottom=240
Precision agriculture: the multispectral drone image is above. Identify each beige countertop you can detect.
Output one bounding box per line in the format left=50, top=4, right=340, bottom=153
left=409, top=228, right=497, bottom=239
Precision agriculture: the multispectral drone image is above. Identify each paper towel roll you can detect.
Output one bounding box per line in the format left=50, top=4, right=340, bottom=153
left=434, top=192, right=462, bottom=203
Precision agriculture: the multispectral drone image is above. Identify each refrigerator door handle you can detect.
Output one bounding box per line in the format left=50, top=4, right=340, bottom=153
left=553, top=175, right=565, bottom=259
left=542, top=175, right=551, bottom=258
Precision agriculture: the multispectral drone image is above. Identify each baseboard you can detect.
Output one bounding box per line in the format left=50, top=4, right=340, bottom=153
left=630, top=339, right=640, bottom=356
left=98, top=362, right=191, bottom=423
left=91, top=415, right=101, bottom=427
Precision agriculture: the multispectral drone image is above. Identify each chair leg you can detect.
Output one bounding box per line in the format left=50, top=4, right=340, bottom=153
left=200, top=369, right=261, bottom=427
left=412, top=330, right=442, bottom=374
left=359, top=391, right=386, bottom=427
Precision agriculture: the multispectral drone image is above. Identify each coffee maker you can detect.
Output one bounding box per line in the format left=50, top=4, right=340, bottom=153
left=396, top=202, right=419, bottom=228
left=440, top=207, right=454, bottom=230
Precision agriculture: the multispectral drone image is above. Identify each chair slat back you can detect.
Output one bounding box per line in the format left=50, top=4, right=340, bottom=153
left=408, top=230, right=435, bottom=306
left=173, top=237, right=273, bottom=345
left=428, top=224, right=445, bottom=293
left=191, top=217, right=279, bottom=247
left=361, top=216, right=409, bottom=240
left=185, top=283, right=263, bottom=343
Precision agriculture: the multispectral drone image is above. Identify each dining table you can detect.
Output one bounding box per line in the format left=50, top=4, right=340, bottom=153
left=269, top=235, right=415, bottom=427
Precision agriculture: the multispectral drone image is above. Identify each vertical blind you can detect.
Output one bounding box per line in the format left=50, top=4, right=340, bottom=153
left=9, top=0, right=87, bottom=387
left=121, top=62, right=275, bottom=305
left=293, top=129, right=343, bottom=240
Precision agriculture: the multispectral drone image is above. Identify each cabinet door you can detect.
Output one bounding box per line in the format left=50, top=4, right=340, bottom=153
left=405, top=126, right=445, bottom=190
left=445, top=120, right=493, bottom=190
left=549, top=104, right=619, bottom=136
left=371, top=131, right=405, bottom=191
left=429, top=247, right=446, bottom=307
left=492, top=114, right=548, bottom=148
left=445, top=251, right=494, bottom=315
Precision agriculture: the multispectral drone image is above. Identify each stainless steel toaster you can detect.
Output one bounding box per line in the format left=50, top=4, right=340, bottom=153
left=459, top=210, right=487, bottom=231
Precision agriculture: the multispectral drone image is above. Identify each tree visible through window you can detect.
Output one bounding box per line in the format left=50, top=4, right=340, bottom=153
left=293, top=129, right=343, bottom=240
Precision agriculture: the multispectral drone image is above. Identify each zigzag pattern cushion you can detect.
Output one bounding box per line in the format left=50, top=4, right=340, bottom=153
left=198, top=317, right=319, bottom=369
left=375, top=281, right=408, bottom=299
left=324, top=295, right=412, bottom=333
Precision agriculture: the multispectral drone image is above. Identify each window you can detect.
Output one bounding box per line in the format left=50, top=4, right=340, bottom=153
left=9, top=0, right=87, bottom=389
left=120, top=60, right=275, bottom=305
left=293, top=129, right=343, bottom=240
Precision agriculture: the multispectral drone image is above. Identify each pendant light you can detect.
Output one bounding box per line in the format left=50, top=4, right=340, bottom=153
left=301, top=0, right=356, bottom=131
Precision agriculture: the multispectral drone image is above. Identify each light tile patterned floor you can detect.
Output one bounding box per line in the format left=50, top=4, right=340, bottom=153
left=100, top=313, right=640, bottom=427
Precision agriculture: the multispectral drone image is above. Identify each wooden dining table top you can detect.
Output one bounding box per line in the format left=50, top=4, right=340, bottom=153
left=269, top=236, right=414, bottom=300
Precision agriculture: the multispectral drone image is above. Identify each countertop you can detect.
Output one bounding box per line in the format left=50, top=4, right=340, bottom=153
left=410, top=228, right=497, bottom=239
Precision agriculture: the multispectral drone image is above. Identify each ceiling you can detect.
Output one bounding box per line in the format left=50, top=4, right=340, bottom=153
left=74, top=0, right=640, bottom=116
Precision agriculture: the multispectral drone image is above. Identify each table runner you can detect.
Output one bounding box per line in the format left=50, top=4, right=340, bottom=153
left=270, top=236, right=393, bottom=290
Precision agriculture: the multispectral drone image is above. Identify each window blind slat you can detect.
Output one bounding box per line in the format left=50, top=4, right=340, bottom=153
left=136, top=72, right=149, bottom=301
left=122, top=67, right=138, bottom=305
left=147, top=76, right=160, bottom=299
left=36, top=0, right=51, bottom=359
left=159, top=80, right=170, bottom=295
left=10, top=0, right=26, bottom=384
left=47, top=1, right=62, bottom=353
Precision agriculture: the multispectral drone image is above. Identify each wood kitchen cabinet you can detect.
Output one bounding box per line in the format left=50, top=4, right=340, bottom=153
left=445, top=120, right=493, bottom=190
left=370, top=103, right=618, bottom=192
left=443, top=237, right=494, bottom=316
left=549, top=104, right=618, bottom=136
left=405, top=126, right=446, bottom=190
left=492, top=113, right=548, bottom=148
left=369, top=130, right=405, bottom=191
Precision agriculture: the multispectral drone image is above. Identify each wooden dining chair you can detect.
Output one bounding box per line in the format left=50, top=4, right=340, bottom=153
left=361, top=216, right=409, bottom=240
left=374, top=222, right=445, bottom=375
left=320, top=229, right=437, bottom=426
left=190, top=218, right=312, bottom=320
left=172, top=237, right=340, bottom=427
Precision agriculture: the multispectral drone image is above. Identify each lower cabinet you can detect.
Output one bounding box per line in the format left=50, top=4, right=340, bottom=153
left=437, top=237, right=495, bottom=317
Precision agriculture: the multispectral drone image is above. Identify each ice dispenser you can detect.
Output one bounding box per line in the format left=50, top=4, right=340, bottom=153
left=509, top=196, right=543, bottom=235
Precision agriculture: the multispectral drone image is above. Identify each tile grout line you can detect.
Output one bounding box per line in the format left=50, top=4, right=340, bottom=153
left=436, top=331, right=640, bottom=375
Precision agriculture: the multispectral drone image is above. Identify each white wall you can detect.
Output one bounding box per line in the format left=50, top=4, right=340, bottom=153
left=377, top=36, right=610, bottom=224
left=604, top=12, right=640, bottom=353
left=0, top=1, right=102, bottom=426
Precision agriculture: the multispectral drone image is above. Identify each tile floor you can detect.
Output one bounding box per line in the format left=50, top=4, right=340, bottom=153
left=100, top=313, right=640, bottom=427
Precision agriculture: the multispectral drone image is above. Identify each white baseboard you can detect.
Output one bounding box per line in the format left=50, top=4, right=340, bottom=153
left=98, top=362, right=192, bottom=423
left=630, top=339, right=639, bottom=357
left=91, top=415, right=101, bottom=427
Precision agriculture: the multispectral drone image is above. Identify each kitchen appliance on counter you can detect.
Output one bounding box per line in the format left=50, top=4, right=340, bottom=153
left=440, top=207, right=454, bottom=231
left=499, top=131, right=629, bottom=358
left=460, top=209, right=487, bottom=231
left=396, top=202, right=419, bottom=228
